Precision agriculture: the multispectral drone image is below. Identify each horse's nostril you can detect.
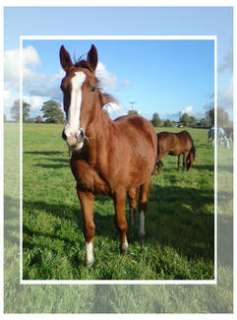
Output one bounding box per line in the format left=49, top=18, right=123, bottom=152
left=76, top=129, right=85, bottom=140
left=80, top=129, right=85, bottom=139
left=62, top=130, right=67, bottom=140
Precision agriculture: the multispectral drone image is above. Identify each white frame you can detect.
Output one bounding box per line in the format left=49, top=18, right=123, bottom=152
left=19, top=34, right=217, bottom=285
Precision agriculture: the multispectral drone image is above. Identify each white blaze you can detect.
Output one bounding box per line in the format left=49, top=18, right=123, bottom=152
left=65, top=71, right=86, bottom=137
left=86, top=241, right=94, bottom=266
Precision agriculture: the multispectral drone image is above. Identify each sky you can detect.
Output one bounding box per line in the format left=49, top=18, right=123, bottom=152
left=4, top=6, right=233, bottom=120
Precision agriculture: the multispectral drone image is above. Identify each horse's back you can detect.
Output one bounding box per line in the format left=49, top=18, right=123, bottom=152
left=115, top=115, right=157, bottom=152
left=113, top=115, right=157, bottom=185
left=157, top=132, right=177, bottom=153
left=157, top=130, right=193, bottom=156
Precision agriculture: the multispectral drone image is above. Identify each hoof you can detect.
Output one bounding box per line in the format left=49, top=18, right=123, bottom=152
left=86, top=257, right=95, bottom=267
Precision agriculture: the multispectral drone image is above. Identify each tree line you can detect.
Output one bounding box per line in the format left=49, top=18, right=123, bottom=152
left=10, top=99, right=64, bottom=123
left=150, top=108, right=231, bottom=128
left=8, top=99, right=231, bottom=128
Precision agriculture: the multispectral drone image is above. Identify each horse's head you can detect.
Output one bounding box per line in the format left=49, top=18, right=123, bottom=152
left=59, top=44, right=99, bottom=151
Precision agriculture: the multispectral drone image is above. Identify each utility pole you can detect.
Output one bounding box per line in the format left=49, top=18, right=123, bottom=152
left=129, top=101, right=136, bottom=110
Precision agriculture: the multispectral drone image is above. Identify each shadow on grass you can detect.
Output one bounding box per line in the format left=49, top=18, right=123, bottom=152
left=190, top=164, right=232, bottom=173
left=218, top=165, right=233, bottom=173
left=193, top=164, right=214, bottom=171
left=4, top=196, right=19, bottom=245
left=24, top=151, right=64, bottom=156
left=148, top=184, right=214, bottom=260
left=34, top=163, right=69, bottom=169
left=24, top=150, right=70, bottom=168
left=23, top=183, right=215, bottom=262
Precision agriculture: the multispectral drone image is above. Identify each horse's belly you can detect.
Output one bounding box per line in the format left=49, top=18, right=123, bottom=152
left=70, top=159, right=111, bottom=195
left=168, top=150, right=177, bottom=156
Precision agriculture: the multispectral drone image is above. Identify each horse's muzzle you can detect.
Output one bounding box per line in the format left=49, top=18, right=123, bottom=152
left=62, top=128, right=85, bottom=149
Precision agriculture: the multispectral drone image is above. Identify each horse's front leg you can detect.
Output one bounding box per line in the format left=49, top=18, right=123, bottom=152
left=77, top=189, right=95, bottom=266
left=113, top=189, right=128, bottom=254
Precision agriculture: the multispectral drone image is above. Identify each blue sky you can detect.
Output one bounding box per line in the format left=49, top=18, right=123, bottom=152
left=4, top=7, right=233, bottom=120
left=22, top=39, right=214, bottom=120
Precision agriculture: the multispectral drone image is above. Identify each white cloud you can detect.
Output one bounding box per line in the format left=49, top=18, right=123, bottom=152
left=180, top=105, right=193, bottom=116
left=103, top=101, right=127, bottom=119
left=4, top=46, right=120, bottom=118
left=96, top=62, right=117, bottom=90
left=4, top=89, right=17, bottom=117
left=24, top=69, right=64, bottom=100
left=219, top=78, right=233, bottom=110
left=23, top=95, right=48, bottom=111
left=219, top=51, right=233, bottom=73
left=4, top=46, right=41, bottom=85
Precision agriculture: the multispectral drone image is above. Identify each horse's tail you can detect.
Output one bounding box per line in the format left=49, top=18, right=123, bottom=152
left=185, top=131, right=196, bottom=170
left=153, top=133, right=161, bottom=174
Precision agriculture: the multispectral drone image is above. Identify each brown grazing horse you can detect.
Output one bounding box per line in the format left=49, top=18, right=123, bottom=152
left=59, top=44, right=157, bottom=266
left=157, top=131, right=195, bottom=171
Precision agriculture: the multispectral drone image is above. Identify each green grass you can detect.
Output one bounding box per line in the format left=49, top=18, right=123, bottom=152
left=23, top=124, right=215, bottom=280
left=4, top=122, right=233, bottom=313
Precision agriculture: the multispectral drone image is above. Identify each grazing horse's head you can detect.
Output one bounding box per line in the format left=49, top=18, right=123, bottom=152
left=59, top=44, right=99, bottom=151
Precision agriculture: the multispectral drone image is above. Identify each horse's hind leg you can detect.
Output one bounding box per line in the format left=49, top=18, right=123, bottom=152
left=77, top=189, right=95, bottom=267
left=128, top=188, right=137, bottom=226
left=113, top=189, right=128, bottom=254
left=177, top=155, right=180, bottom=170
left=138, top=180, right=150, bottom=244
left=182, top=153, right=186, bottom=170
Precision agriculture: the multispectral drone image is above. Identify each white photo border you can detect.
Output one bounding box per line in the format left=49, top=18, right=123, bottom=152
left=20, top=34, right=217, bottom=286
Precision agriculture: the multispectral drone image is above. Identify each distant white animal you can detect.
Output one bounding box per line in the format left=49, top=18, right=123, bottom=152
left=208, top=127, right=232, bottom=148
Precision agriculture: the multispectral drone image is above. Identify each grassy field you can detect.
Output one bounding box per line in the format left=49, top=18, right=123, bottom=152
left=23, top=124, right=215, bottom=280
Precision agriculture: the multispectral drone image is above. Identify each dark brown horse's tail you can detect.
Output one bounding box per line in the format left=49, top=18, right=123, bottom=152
left=153, top=133, right=160, bottom=174
left=186, top=134, right=196, bottom=170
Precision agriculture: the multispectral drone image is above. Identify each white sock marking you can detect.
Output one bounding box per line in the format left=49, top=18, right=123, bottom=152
left=86, top=241, right=94, bottom=266
left=122, top=235, right=128, bottom=252
left=140, top=210, right=145, bottom=236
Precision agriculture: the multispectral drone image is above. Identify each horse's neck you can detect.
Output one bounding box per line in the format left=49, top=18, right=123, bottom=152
left=86, top=99, right=114, bottom=167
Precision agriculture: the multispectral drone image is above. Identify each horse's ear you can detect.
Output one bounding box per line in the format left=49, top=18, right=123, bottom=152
left=59, top=45, right=73, bottom=71
left=87, top=45, right=98, bottom=71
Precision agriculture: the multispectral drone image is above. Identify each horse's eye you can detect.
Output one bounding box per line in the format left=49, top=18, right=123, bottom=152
left=91, top=86, right=96, bottom=92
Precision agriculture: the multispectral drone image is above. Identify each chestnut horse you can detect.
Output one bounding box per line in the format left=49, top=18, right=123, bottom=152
left=59, top=44, right=157, bottom=266
left=157, top=131, right=195, bottom=171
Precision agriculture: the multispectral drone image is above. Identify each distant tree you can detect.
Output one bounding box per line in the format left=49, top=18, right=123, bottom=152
left=188, top=116, right=197, bottom=127
left=199, top=118, right=210, bottom=128
left=205, top=107, right=230, bottom=128
left=23, top=102, right=31, bottom=122
left=41, top=100, right=64, bottom=123
left=26, top=117, right=35, bottom=123
left=11, top=100, right=20, bottom=122
left=179, top=113, right=190, bottom=126
left=151, top=112, right=162, bottom=127
left=128, top=109, right=139, bottom=116
left=180, top=113, right=198, bottom=127
left=10, top=100, right=31, bottom=122
left=171, top=121, right=176, bottom=127
left=163, top=119, right=173, bottom=127
left=34, top=116, right=44, bottom=123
